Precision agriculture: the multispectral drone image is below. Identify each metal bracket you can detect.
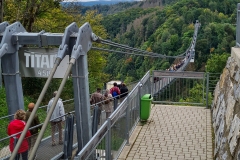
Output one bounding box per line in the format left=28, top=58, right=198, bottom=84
left=2, top=71, right=20, bottom=76
left=37, top=30, right=45, bottom=47
left=0, top=21, right=26, bottom=54
left=0, top=22, right=10, bottom=58
left=71, top=22, right=93, bottom=59
left=91, top=33, right=99, bottom=42
left=71, top=74, right=88, bottom=78
left=0, top=21, right=9, bottom=33
left=57, top=22, right=79, bottom=59
left=71, top=45, right=82, bottom=59
left=0, top=43, right=8, bottom=58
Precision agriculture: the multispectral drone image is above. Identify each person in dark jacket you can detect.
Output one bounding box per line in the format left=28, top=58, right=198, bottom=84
left=90, top=88, right=104, bottom=125
left=120, top=83, right=128, bottom=98
left=7, top=109, right=31, bottom=160
left=25, top=103, right=41, bottom=135
left=120, top=83, right=128, bottom=102
left=25, top=103, right=41, bottom=158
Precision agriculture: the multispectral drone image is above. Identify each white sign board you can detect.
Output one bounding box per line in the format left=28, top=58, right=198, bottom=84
left=19, top=48, right=69, bottom=78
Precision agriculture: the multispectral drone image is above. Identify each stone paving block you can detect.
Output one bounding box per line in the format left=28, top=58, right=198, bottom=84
left=131, top=147, right=138, bottom=151
left=207, top=154, right=213, bottom=159
left=127, top=153, right=135, bottom=157
left=145, top=147, right=154, bottom=151
left=164, top=157, right=172, bottom=160
left=167, top=146, right=174, bottom=150
left=154, top=152, right=162, bottom=157
left=147, top=154, right=156, bottom=158
left=178, top=155, right=185, bottom=159
left=168, top=151, right=176, bottom=156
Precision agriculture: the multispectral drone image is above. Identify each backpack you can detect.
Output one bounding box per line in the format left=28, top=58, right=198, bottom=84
left=112, top=91, right=118, bottom=98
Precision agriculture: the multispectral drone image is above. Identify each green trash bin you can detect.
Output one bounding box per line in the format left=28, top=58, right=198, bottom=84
left=140, top=94, right=153, bottom=120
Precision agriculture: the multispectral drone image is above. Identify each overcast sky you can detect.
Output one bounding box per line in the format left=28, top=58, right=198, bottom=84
left=62, top=0, right=142, bottom=2
left=63, top=0, right=113, bottom=2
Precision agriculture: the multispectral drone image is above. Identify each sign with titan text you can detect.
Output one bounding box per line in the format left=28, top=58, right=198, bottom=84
left=19, top=48, right=69, bottom=78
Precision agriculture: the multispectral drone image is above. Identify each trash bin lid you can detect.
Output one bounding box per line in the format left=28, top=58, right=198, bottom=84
left=141, top=94, right=151, bottom=100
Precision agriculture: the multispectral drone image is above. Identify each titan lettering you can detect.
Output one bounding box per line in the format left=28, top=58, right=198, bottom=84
left=24, top=52, right=56, bottom=68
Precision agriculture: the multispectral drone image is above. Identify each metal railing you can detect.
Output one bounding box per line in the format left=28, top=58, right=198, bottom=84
left=152, top=72, right=221, bottom=108
left=0, top=99, right=74, bottom=140
left=152, top=71, right=206, bottom=105
left=236, top=3, right=240, bottom=47
left=208, top=73, right=221, bottom=94
left=0, top=113, right=78, bottom=160
left=0, top=82, right=138, bottom=159
left=74, top=71, right=151, bottom=160
left=0, top=71, right=220, bottom=159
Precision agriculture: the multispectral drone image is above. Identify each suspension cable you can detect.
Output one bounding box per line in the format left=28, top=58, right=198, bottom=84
left=98, top=38, right=175, bottom=58
left=92, top=47, right=185, bottom=58
left=93, top=22, right=200, bottom=59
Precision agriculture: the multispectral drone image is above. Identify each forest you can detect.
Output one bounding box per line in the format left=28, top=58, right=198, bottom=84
left=0, top=0, right=238, bottom=116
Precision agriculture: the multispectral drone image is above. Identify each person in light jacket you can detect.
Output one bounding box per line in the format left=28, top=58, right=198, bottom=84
left=103, top=89, right=113, bottom=119
left=47, top=91, right=65, bottom=146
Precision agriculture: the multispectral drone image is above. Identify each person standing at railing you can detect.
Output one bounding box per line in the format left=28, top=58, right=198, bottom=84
left=25, top=102, right=41, bottom=159
left=7, top=109, right=31, bottom=160
left=103, top=89, right=113, bottom=119
left=110, top=82, right=121, bottom=99
left=90, top=88, right=104, bottom=125
left=47, top=91, right=65, bottom=146
left=120, top=83, right=128, bottom=101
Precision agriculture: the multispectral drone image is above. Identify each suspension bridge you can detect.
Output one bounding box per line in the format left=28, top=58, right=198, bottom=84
left=0, top=18, right=214, bottom=160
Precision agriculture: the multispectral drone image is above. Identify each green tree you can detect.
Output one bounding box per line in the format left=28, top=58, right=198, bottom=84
left=179, top=83, right=212, bottom=107
left=205, top=53, right=230, bottom=73
left=4, top=0, right=59, bottom=32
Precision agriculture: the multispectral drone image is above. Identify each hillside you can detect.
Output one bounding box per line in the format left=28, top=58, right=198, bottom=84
left=100, top=0, right=237, bottom=83
left=61, top=0, right=178, bottom=15
left=0, top=0, right=237, bottom=117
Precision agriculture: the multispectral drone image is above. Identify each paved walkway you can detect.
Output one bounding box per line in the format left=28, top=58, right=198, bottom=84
left=119, top=105, right=213, bottom=160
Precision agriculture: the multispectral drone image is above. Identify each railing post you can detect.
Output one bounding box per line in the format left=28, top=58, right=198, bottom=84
left=151, top=72, right=154, bottom=96
left=125, top=97, right=130, bottom=145
left=138, top=82, right=142, bottom=119
left=206, top=72, right=209, bottom=109
left=236, top=3, right=240, bottom=47
left=105, top=118, right=111, bottom=160
left=92, top=105, right=99, bottom=135
left=63, top=114, right=74, bottom=159
left=13, top=136, right=18, bottom=160
left=113, top=98, right=118, bottom=110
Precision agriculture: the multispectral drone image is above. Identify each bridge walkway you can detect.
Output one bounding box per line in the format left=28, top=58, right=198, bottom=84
left=119, top=105, right=213, bottom=160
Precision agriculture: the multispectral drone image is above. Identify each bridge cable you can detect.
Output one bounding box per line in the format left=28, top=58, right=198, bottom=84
left=98, top=38, right=185, bottom=58
left=91, top=47, right=185, bottom=58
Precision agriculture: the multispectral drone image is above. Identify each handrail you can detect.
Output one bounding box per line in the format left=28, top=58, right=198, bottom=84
left=0, top=111, right=76, bottom=142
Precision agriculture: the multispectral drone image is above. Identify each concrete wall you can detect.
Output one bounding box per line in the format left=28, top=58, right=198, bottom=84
left=212, top=47, right=240, bottom=160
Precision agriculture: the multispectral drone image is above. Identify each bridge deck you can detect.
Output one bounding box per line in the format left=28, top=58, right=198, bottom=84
left=119, top=105, right=213, bottom=160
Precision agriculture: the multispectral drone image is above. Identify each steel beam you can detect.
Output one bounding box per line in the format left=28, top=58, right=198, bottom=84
left=71, top=22, right=93, bottom=153
left=237, top=3, right=240, bottom=47
left=0, top=21, right=9, bottom=88
left=0, top=22, right=26, bottom=116
left=153, top=71, right=205, bottom=79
